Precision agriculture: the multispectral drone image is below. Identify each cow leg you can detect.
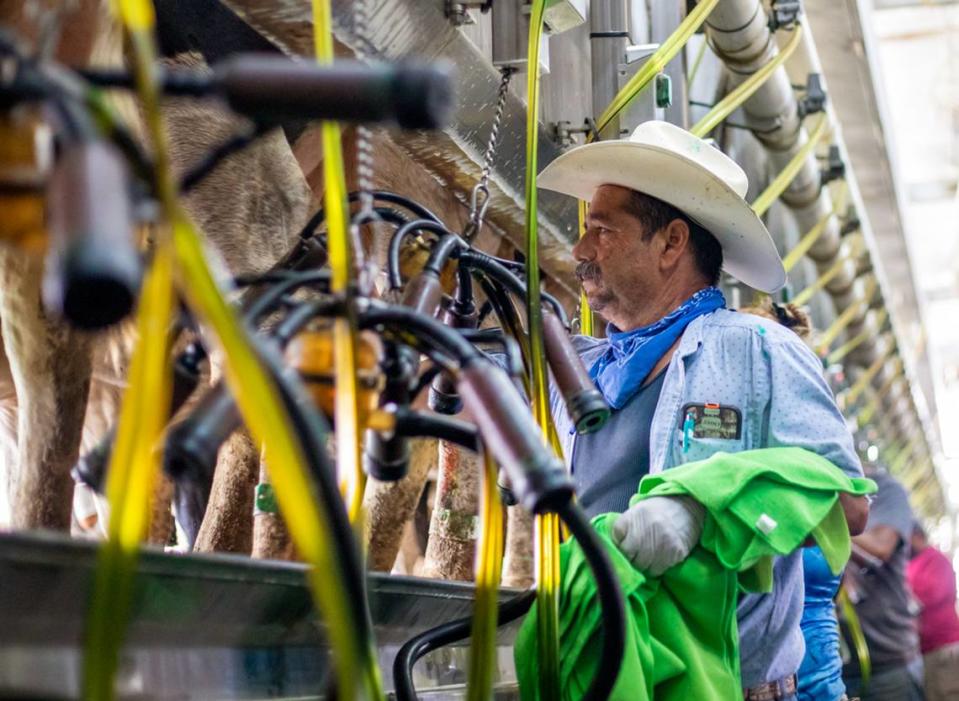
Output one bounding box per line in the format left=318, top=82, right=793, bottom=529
left=0, top=252, right=92, bottom=530
left=364, top=438, right=436, bottom=572
left=251, top=461, right=294, bottom=561
left=0, top=328, right=17, bottom=525
left=503, top=505, right=534, bottom=588
left=193, top=430, right=258, bottom=554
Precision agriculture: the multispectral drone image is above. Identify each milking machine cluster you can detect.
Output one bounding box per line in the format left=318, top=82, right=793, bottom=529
left=0, top=3, right=627, bottom=698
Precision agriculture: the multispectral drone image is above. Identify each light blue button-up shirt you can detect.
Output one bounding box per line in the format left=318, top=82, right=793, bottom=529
left=548, top=308, right=863, bottom=689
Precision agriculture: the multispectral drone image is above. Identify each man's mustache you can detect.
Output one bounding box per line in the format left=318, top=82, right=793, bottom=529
left=575, top=261, right=602, bottom=283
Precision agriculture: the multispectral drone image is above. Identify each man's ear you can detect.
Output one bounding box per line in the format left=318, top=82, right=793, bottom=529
left=659, top=219, right=691, bottom=270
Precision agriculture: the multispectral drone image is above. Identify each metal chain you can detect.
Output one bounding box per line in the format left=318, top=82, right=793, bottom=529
left=353, top=0, right=376, bottom=223
left=351, top=0, right=377, bottom=294
left=464, top=68, right=514, bottom=242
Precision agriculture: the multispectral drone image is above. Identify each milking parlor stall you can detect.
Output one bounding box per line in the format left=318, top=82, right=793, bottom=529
left=0, top=0, right=950, bottom=699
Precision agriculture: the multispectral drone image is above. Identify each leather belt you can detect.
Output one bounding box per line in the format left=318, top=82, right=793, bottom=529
left=743, top=674, right=797, bottom=701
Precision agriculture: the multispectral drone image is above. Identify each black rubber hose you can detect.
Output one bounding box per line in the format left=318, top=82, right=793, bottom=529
left=455, top=261, right=474, bottom=308
left=423, top=233, right=466, bottom=276
left=541, top=290, right=570, bottom=329
left=73, top=342, right=207, bottom=494
left=392, top=502, right=626, bottom=701
left=387, top=219, right=459, bottom=290
left=555, top=501, right=627, bottom=701
left=79, top=66, right=213, bottom=96
left=368, top=191, right=442, bottom=224
left=298, top=190, right=440, bottom=242
left=244, top=270, right=334, bottom=323
left=390, top=407, right=479, bottom=452
left=459, top=328, right=524, bottom=380
left=256, top=338, right=376, bottom=655
left=298, top=203, right=409, bottom=245
left=456, top=250, right=569, bottom=327
left=392, top=589, right=537, bottom=701
left=360, top=301, right=481, bottom=363
left=164, top=299, right=339, bottom=546
left=475, top=274, right=531, bottom=378
left=410, top=363, right=444, bottom=401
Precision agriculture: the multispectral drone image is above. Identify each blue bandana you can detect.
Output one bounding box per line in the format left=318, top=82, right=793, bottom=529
left=588, top=287, right=726, bottom=409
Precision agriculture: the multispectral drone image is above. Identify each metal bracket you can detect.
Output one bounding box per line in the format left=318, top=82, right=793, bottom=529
left=768, top=0, right=803, bottom=32
left=550, top=118, right=598, bottom=147
left=798, top=73, right=827, bottom=118
left=820, top=145, right=845, bottom=186
left=624, top=43, right=660, bottom=65
left=444, top=0, right=492, bottom=27
left=840, top=215, right=861, bottom=237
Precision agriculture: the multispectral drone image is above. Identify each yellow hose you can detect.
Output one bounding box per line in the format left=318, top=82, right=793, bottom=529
left=85, top=3, right=380, bottom=700
left=523, top=3, right=562, bottom=696
left=690, top=25, right=804, bottom=139
left=751, top=114, right=829, bottom=217
left=825, top=308, right=887, bottom=364
left=855, top=358, right=901, bottom=425
left=813, top=277, right=877, bottom=354
left=310, top=0, right=366, bottom=524
left=466, top=451, right=506, bottom=701
left=577, top=200, right=593, bottom=335
left=838, top=586, right=871, bottom=689
left=790, top=235, right=864, bottom=308
left=686, top=37, right=709, bottom=92
left=82, top=242, right=174, bottom=701
left=81, top=6, right=178, bottom=697
left=845, top=341, right=895, bottom=406
left=594, top=0, right=720, bottom=136
left=782, top=182, right=848, bottom=274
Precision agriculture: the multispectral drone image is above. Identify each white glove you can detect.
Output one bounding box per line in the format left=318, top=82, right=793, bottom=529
left=611, top=496, right=707, bottom=576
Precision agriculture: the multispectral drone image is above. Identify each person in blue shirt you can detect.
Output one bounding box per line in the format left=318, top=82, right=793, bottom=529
left=536, top=120, right=869, bottom=701
left=742, top=299, right=848, bottom=701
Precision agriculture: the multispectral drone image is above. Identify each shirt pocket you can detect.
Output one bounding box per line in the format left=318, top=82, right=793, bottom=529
left=672, top=430, right=746, bottom=464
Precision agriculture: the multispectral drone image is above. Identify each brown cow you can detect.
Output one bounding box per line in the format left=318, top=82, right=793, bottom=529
left=0, top=2, right=312, bottom=552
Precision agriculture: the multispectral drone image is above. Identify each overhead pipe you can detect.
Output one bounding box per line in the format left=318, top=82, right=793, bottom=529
left=815, top=278, right=879, bottom=356
left=829, top=270, right=873, bottom=321
left=844, top=334, right=896, bottom=406
left=791, top=235, right=865, bottom=307
left=690, top=24, right=805, bottom=139
left=593, top=0, right=721, bottom=136
left=704, top=3, right=833, bottom=215
left=701, top=1, right=921, bottom=426
left=842, top=307, right=891, bottom=367
left=825, top=308, right=888, bottom=365
left=750, top=115, right=829, bottom=218
left=782, top=182, right=848, bottom=273
left=589, top=0, right=629, bottom=129
left=703, top=4, right=851, bottom=303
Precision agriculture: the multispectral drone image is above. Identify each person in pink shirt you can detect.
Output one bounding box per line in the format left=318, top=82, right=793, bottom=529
left=907, top=522, right=959, bottom=701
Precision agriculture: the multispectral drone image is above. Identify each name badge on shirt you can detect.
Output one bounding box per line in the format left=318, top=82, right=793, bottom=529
left=680, top=402, right=742, bottom=440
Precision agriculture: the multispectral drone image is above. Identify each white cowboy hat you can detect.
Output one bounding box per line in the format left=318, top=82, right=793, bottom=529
left=537, top=120, right=786, bottom=293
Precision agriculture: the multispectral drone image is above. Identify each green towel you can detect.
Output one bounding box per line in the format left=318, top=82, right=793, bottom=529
left=514, top=447, right=877, bottom=701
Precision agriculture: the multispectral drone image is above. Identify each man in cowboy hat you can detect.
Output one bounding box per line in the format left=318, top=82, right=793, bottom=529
left=536, top=121, right=869, bottom=700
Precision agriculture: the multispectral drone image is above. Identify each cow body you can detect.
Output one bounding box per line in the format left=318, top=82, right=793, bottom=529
left=0, top=3, right=312, bottom=550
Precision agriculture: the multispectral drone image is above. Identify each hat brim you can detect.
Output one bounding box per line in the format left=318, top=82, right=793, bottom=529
left=537, top=141, right=786, bottom=293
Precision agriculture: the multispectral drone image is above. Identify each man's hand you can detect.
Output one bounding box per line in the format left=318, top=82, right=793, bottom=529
left=840, top=493, right=869, bottom=536
left=611, top=496, right=706, bottom=576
